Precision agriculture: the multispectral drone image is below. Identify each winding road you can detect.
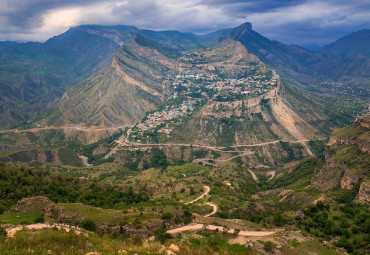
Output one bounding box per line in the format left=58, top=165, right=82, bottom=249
left=186, top=185, right=211, bottom=204
left=168, top=185, right=275, bottom=237
left=185, top=185, right=217, bottom=217
left=204, top=202, right=218, bottom=217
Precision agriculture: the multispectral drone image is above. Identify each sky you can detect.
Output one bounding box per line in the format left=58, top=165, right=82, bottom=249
left=1, top=0, right=370, bottom=49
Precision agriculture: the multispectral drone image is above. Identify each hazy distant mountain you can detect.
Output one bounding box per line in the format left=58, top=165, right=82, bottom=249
left=321, top=29, right=370, bottom=59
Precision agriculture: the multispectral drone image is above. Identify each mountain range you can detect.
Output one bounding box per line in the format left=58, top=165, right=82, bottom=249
left=0, top=22, right=369, bottom=131
left=0, top=21, right=369, bottom=255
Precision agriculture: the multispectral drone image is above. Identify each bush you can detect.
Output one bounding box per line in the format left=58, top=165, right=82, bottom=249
left=0, top=226, right=6, bottom=239
left=154, top=227, right=172, bottom=244
left=80, top=219, right=96, bottom=231
left=161, top=212, right=173, bottom=220
left=34, top=215, right=45, bottom=223
left=290, top=238, right=300, bottom=247
left=263, top=241, right=275, bottom=252
left=0, top=204, right=6, bottom=214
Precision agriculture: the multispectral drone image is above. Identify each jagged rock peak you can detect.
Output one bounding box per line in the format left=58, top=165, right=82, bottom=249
left=237, top=22, right=253, bottom=31
left=229, top=22, right=253, bottom=39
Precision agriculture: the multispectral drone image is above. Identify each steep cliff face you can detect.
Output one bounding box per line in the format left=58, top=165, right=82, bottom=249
left=311, top=116, right=369, bottom=191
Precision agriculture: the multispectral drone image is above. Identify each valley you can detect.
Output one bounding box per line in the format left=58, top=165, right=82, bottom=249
left=0, top=21, right=369, bottom=255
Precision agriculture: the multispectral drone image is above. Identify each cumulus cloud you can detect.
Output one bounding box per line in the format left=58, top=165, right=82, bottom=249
left=0, top=0, right=369, bottom=48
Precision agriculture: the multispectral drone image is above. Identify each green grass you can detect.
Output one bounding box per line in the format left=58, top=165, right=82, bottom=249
left=0, top=228, right=162, bottom=255
left=332, top=144, right=369, bottom=176
left=0, top=211, right=43, bottom=225
left=333, top=123, right=367, bottom=139
left=280, top=240, right=342, bottom=255
left=58, top=203, right=157, bottom=225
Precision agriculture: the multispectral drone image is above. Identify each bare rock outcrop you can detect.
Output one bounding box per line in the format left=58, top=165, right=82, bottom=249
left=44, top=205, right=80, bottom=223
left=357, top=182, right=370, bottom=203
left=357, top=117, right=370, bottom=129
left=341, top=170, right=361, bottom=190
left=327, top=135, right=354, bottom=147
left=11, top=196, right=53, bottom=212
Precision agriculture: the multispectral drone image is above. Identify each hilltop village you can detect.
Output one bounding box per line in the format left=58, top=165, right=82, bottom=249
left=128, top=68, right=277, bottom=142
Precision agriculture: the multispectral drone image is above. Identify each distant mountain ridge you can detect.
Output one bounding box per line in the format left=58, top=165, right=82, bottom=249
left=226, top=23, right=370, bottom=84
left=321, top=29, right=370, bottom=59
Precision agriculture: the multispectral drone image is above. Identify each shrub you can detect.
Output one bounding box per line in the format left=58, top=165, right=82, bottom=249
left=263, top=241, right=275, bottom=252
left=34, top=215, right=45, bottom=223
left=233, top=229, right=240, bottom=236
left=80, top=218, right=96, bottom=231
left=154, top=227, right=172, bottom=244
left=161, top=212, right=173, bottom=220
left=0, top=226, right=6, bottom=239
left=290, top=238, right=300, bottom=247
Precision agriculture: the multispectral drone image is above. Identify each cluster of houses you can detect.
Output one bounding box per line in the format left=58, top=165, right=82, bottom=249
left=135, top=101, right=196, bottom=135
left=206, top=76, right=277, bottom=95
left=172, top=71, right=277, bottom=98
left=317, top=80, right=367, bottom=98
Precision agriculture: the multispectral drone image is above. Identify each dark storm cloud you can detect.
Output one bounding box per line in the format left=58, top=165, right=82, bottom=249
left=200, top=0, right=306, bottom=13
left=1, top=0, right=101, bottom=28
left=0, top=0, right=369, bottom=48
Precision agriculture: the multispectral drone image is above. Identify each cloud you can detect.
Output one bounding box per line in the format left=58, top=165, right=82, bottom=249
left=0, top=0, right=369, bottom=48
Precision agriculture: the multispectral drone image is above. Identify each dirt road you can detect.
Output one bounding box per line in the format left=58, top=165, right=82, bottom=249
left=167, top=223, right=275, bottom=237
left=204, top=202, right=217, bottom=217
left=248, top=169, right=259, bottom=182
left=6, top=223, right=87, bottom=238
left=186, top=185, right=210, bottom=204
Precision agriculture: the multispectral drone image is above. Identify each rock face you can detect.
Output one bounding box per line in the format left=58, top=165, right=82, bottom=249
left=96, top=219, right=163, bottom=237
left=341, top=170, right=361, bottom=189
left=44, top=205, right=80, bottom=223
left=357, top=116, right=370, bottom=128
left=357, top=182, right=370, bottom=203
left=327, top=135, right=354, bottom=147
left=311, top=151, right=345, bottom=191
left=312, top=116, right=369, bottom=191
